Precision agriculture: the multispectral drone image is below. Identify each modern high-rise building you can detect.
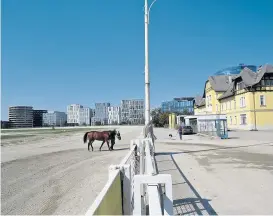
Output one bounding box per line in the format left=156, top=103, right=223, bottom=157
left=161, top=97, right=194, bottom=113
left=108, top=106, right=121, bottom=125
left=43, top=111, right=67, bottom=126
left=91, top=102, right=110, bottom=125
left=214, top=64, right=257, bottom=76
left=67, top=104, right=92, bottom=126
left=8, top=106, right=33, bottom=128
left=33, top=110, right=48, bottom=127
left=121, top=99, right=144, bottom=125
left=91, top=108, right=95, bottom=118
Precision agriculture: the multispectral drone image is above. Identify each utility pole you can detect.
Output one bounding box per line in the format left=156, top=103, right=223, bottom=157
left=144, top=0, right=150, bottom=125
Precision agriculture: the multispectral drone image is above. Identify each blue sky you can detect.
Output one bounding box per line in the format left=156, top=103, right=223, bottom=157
left=2, top=0, right=273, bottom=120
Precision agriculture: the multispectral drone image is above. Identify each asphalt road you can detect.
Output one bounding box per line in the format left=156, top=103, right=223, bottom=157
left=1, top=126, right=142, bottom=215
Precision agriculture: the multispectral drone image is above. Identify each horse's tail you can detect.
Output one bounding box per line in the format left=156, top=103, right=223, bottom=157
left=83, top=132, right=89, bottom=143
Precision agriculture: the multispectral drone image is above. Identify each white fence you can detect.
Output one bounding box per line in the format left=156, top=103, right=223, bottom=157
left=85, top=128, right=173, bottom=215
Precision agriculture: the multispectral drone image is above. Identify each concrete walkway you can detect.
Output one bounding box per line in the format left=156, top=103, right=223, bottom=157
left=153, top=128, right=273, bottom=215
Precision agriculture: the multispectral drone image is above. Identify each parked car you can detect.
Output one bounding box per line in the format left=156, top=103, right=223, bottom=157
left=182, top=126, right=193, bottom=134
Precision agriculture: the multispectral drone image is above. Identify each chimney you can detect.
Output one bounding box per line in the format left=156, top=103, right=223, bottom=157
left=228, top=75, right=232, bottom=83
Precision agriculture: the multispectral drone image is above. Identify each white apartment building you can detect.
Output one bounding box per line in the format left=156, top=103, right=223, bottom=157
left=43, top=111, right=67, bottom=126
left=108, top=106, right=121, bottom=125
left=121, top=99, right=144, bottom=125
left=79, top=107, right=92, bottom=125
left=91, top=103, right=110, bottom=125
left=67, top=104, right=92, bottom=126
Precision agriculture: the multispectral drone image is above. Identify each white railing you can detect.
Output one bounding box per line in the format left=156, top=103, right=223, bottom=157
left=133, top=138, right=173, bottom=215
left=85, top=126, right=173, bottom=215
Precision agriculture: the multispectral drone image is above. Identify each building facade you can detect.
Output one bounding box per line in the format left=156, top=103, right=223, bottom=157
left=67, top=104, right=92, bottom=126
left=33, top=110, right=48, bottom=127
left=8, top=106, right=33, bottom=128
left=121, top=99, right=144, bottom=125
left=161, top=97, right=194, bottom=113
left=79, top=107, right=92, bottom=125
left=108, top=106, right=121, bottom=125
left=91, top=103, right=110, bottom=125
left=43, top=111, right=67, bottom=126
left=1, top=121, right=11, bottom=129
left=194, top=64, right=273, bottom=130
left=91, top=109, right=95, bottom=119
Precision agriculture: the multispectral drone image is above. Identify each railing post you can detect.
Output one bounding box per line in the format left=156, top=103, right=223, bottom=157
left=134, top=174, right=173, bottom=216
left=121, top=164, right=132, bottom=215
left=139, top=139, right=146, bottom=214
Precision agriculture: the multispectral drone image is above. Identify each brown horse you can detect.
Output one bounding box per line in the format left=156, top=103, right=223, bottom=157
left=83, top=130, right=121, bottom=151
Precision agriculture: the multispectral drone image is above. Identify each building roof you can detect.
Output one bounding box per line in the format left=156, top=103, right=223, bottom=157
left=173, top=97, right=194, bottom=101
left=194, top=95, right=206, bottom=107
left=195, top=64, right=273, bottom=104
left=217, top=81, right=235, bottom=100
left=208, top=75, right=235, bottom=92
left=218, top=64, right=273, bottom=100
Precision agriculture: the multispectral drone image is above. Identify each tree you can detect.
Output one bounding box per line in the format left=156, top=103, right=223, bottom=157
left=95, top=121, right=101, bottom=126
left=158, top=112, right=169, bottom=127
left=151, top=108, right=170, bottom=127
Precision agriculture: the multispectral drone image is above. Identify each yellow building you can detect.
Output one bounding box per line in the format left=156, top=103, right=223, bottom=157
left=169, top=113, right=176, bottom=129
left=194, top=64, right=273, bottom=130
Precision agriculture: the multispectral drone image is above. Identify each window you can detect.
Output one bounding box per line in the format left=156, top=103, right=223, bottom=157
left=240, top=97, right=246, bottom=108
left=216, top=104, right=218, bottom=112
left=260, top=95, right=266, bottom=106
left=230, top=116, right=232, bottom=125
left=229, top=101, right=232, bottom=110
left=240, top=114, right=247, bottom=125
left=237, top=81, right=244, bottom=90
left=234, top=100, right=236, bottom=109
left=234, top=116, right=237, bottom=125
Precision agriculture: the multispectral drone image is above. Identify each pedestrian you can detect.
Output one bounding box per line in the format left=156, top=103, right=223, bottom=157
left=177, top=124, right=183, bottom=140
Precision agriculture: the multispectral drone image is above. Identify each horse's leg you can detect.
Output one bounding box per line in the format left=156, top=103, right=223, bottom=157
left=110, top=139, right=114, bottom=150
left=88, top=140, right=92, bottom=152
left=106, top=140, right=111, bottom=151
left=88, top=140, right=90, bottom=151
left=90, top=140, right=94, bottom=151
left=99, top=141, right=105, bottom=151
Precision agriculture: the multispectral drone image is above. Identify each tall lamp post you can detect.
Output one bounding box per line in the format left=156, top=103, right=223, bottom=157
left=144, top=0, right=157, bottom=125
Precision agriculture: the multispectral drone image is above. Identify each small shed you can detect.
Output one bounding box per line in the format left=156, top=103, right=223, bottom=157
left=184, top=114, right=228, bottom=139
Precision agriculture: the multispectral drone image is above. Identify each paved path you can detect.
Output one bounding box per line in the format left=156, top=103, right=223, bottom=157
left=154, top=128, right=273, bottom=215
left=1, top=126, right=142, bottom=215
